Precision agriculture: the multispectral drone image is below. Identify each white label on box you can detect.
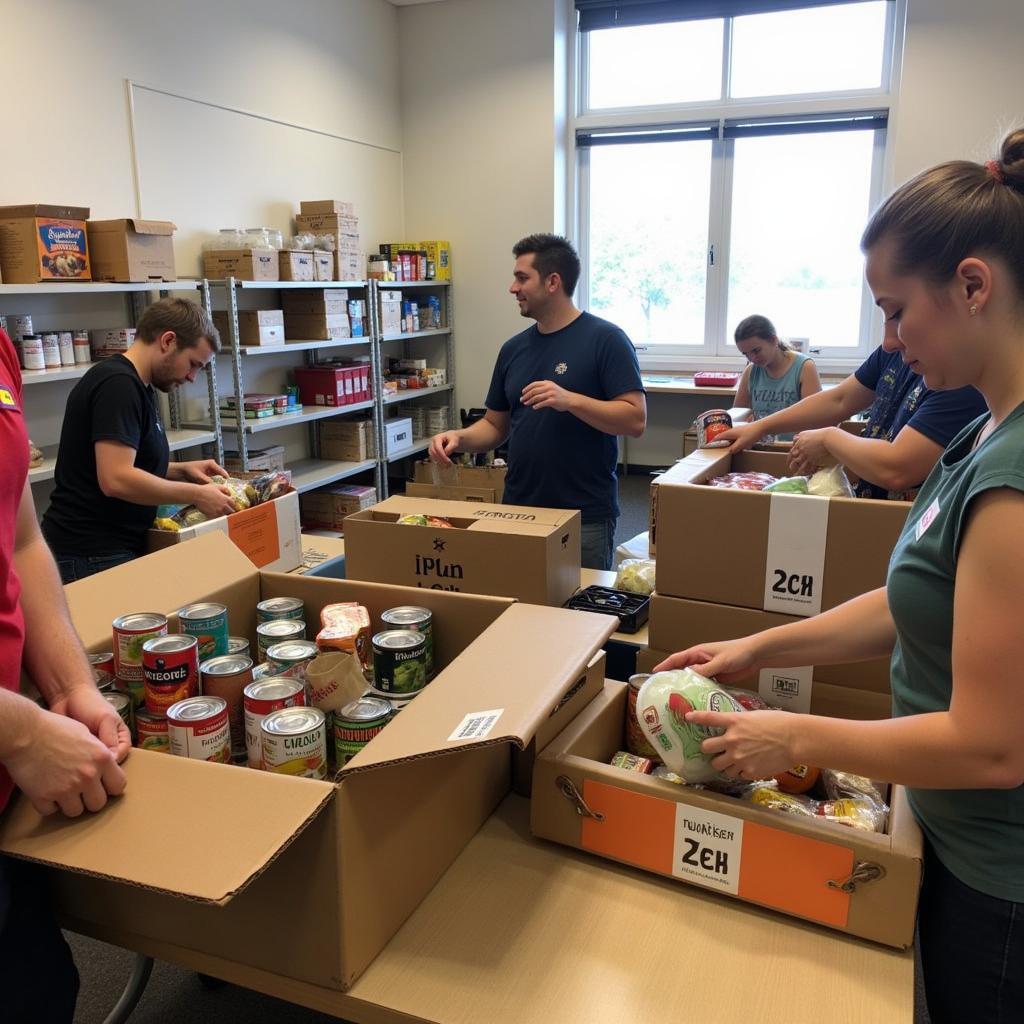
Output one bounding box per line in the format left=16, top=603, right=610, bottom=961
left=672, top=804, right=744, bottom=895
left=758, top=665, right=814, bottom=714
left=763, top=493, right=829, bottom=616
left=448, top=709, right=504, bottom=743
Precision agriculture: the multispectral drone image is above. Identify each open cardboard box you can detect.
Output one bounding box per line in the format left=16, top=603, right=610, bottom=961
left=531, top=680, right=922, bottom=948
left=412, top=460, right=507, bottom=502
left=0, top=533, right=614, bottom=997
left=650, top=449, right=909, bottom=615
left=344, top=495, right=580, bottom=606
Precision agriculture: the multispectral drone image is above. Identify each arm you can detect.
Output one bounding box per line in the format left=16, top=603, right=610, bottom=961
left=715, top=374, right=874, bottom=453
left=735, top=365, right=752, bottom=410
left=789, top=424, right=942, bottom=491
left=799, top=359, right=822, bottom=399
left=521, top=383, right=647, bottom=438
left=429, top=409, right=510, bottom=465
left=166, top=458, right=228, bottom=484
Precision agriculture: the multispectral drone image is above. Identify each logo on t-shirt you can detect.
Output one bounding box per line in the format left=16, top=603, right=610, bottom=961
left=0, top=385, right=18, bottom=410
left=915, top=498, right=941, bottom=541
left=555, top=362, right=568, bottom=375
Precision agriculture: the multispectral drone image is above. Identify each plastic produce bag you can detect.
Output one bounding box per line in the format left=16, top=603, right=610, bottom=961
left=614, top=558, right=656, bottom=596
left=707, top=472, right=777, bottom=490
left=763, top=476, right=810, bottom=494
left=808, top=464, right=855, bottom=498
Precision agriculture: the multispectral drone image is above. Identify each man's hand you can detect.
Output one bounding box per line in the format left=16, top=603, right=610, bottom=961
left=49, top=685, right=131, bottom=764
left=521, top=380, right=575, bottom=413
left=789, top=428, right=835, bottom=476
left=192, top=483, right=237, bottom=520
left=175, top=459, right=228, bottom=484
left=429, top=431, right=461, bottom=466
left=6, top=706, right=127, bottom=818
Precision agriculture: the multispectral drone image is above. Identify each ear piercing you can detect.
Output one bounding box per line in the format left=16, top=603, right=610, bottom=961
left=969, top=304, right=978, bottom=316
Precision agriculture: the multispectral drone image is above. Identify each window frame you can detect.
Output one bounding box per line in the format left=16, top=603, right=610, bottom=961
left=572, top=0, right=906, bottom=374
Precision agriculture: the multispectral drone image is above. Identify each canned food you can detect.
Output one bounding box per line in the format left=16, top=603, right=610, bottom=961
left=135, top=710, right=170, bottom=753
left=256, top=597, right=305, bottom=623
left=365, top=685, right=417, bottom=714
left=372, top=630, right=427, bottom=694
left=73, top=330, right=91, bottom=364
left=167, top=695, right=231, bottom=762
left=256, top=619, right=306, bottom=661
left=265, top=640, right=318, bottom=674
left=199, top=655, right=254, bottom=762
left=57, top=331, right=75, bottom=367
left=243, top=677, right=306, bottom=768
left=260, top=706, right=327, bottom=779
left=228, top=636, right=250, bottom=657
left=89, top=651, right=115, bottom=676
left=42, top=333, right=61, bottom=369
left=142, top=635, right=199, bottom=717
left=626, top=673, right=661, bottom=761
left=21, top=335, right=44, bottom=371
left=381, top=606, right=434, bottom=679
left=93, top=669, right=117, bottom=693
left=113, top=613, right=169, bottom=687
left=695, top=409, right=733, bottom=449
left=104, top=691, right=132, bottom=732
left=178, top=602, right=230, bottom=660
left=334, top=696, right=391, bottom=768
left=9, top=314, right=33, bottom=341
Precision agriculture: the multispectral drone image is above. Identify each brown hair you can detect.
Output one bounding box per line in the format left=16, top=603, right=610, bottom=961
left=861, top=128, right=1024, bottom=296
left=512, top=233, right=581, bottom=295
left=734, top=314, right=789, bottom=351
left=135, top=297, right=221, bottom=352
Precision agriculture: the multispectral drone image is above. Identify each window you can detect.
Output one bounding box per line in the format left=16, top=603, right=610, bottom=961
left=575, top=1, right=901, bottom=367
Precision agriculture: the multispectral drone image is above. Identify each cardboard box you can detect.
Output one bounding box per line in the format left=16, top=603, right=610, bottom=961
left=531, top=680, right=922, bottom=948
left=284, top=312, right=351, bottom=342
left=282, top=289, right=349, bottom=315
left=300, top=483, right=377, bottom=530
left=90, top=327, right=135, bottom=358
left=146, top=489, right=302, bottom=572
left=212, top=310, right=285, bottom=347
left=86, top=219, right=176, bottom=282
left=313, top=251, right=334, bottom=282
left=320, top=418, right=375, bottom=462
left=383, top=417, right=413, bottom=456
left=294, top=366, right=368, bottom=407
left=202, top=249, right=278, bottom=282
left=222, top=445, right=286, bottom=473
left=650, top=450, right=909, bottom=615
left=645, top=595, right=892, bottom=717
left=278, top=249, right=315, bottom=282
left=0, top=203, right=90, bottom=283
left=300, top=200, right=355, bottom=216
left=335, top=250, right=362, bottom=281
left=406, top=481, right=499, bottom=504
left=295, top=213, right=360, bottom=236
left=344, top=496, right=579, bottom=606
left=412, top=461, right=506, bottom=502
left=0, top=532, right=614, bottom=996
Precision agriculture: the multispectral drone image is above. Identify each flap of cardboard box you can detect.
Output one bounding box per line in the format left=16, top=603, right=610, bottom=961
left=88, top=219, right=176, bottom=236
left=0, top=203, right=90, bottom=219
left=368, top=495, right=576, bottom=530
left=64, top=533, right=258, bottom=650
left=0, top=749, right=333, bottom=904
left=342, top=603, right=615, bottom=773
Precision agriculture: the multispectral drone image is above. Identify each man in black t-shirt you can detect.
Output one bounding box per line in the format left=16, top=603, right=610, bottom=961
left=429, top=234, right=646, bottom=570
left=42, top=298, right=236, bottom=583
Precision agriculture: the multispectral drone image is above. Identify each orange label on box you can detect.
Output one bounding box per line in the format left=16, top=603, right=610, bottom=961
left=35, top=218, right=90, bottom=279
left=226, top=503, right=281, bottom=568
left=581, top=780, right=853, bottom=927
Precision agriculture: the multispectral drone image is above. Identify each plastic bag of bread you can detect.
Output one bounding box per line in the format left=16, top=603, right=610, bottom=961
left=317, top=602, right=372, bottom=669
left=808, top=464, right=855, bottom=498
left=614, top=558, right=656, bottom=596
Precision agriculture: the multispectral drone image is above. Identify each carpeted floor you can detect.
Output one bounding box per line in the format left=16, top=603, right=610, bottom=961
left=67, top=470, right=929, bottom=1023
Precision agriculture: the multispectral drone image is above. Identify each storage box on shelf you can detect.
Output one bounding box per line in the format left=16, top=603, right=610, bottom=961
left=0, top=204, right=91, bottom=283
left=86, top=219, right=176, bottom=283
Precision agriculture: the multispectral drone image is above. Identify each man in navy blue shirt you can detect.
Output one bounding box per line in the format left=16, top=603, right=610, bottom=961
left=429, top=234, right=646, bottom=569
left=718, top=335, right=986, bottom=500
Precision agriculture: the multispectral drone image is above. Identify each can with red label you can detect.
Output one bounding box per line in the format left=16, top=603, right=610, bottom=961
left=113, top=613, right=169, bottom=688
left=167, top=695, right=231, bottom=762
left=89, top=651, right=115, bottom=676
left=135, top=710, right=170, bottom=753
left=243, top=677, right=306, bottom=768
left=695, top=409, right=733, bottom=449
left=142, top=634, right=199, bottom=717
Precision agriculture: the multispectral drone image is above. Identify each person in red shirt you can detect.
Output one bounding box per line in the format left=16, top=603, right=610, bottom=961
left=0, top=328, right=131, bottom=1021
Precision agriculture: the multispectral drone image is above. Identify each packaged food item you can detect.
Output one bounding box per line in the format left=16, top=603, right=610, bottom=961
left=243, top=677, right=306, bottom=768
left=260, top=706, right=328, bottom=779
left=177, top=601, right=230, bottom=660
left=89, top=651, right=115, bottom=676
left=317, top=603, right=371, bottom=667
left=763, top=476, right=810, bottom=494
left=265, top=640, right=319, bottom=676
left=808, top=464, right=855, bottom=498
left=372, top=630, right=428, bottom=694
left=334, top=696, right=391, bottom=768
left=142, top=635, right=199, bottom=717
left=103, top=692, right=132, bottom=733
left=635, top=669, right=745, bottom=783
left=610, top=750, right=654, bottom=774
left=651, top=765, right=686, bottom=785
left=707, top=472, right=777, bottom=490
left=396, top=513, right=454, bottom=528
left=134, top=710, right=170, bottom=753
left=256, top=596, right=305, bottom=623
left=381, top=606, right=434, bottom=678
left=694, top=409, right=732, bottom=448
left=199, top=654, right=254, bottom=762
left=304, top=650, right=368, bottom=720
left=726, top=687, right=773, bottom=712
left=228, top=636, right=250, bottom=657
left=625, top=673, right=661, bottom=761
left=614, top=558, right=656, bottom=596
left=166, top=695, right=231, bottom=763
left=747, top=785, right=886, bottom=832
left=112, top=613, right=169, bottom=694
left=256, top=619, right=306, bottom=662
left=774, top=763, right=821, bottom=795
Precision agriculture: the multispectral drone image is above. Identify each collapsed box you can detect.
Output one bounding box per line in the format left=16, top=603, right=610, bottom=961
left=651, top=450, right=910, bottom=616
left=146, top=489, right=302, bottom=573
left=87, top=219, right=176, bottom=282
left=531, top=680, right=922, bottom=948
left=646, top=594, right=891, bottom=717
left=344, top=495, right=579, bottom=606
left=0, top=203, right=90, bottom=282
left=212, top=310, right=285, bottom=347
left=202, top=249, right=278, bottom=282
left=0, top=533, right=614, bottom=997
left=412, top=460, right=506, bottom=502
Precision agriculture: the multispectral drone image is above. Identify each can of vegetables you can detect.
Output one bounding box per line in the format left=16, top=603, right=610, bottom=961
left=695, top=409, right=732, bottom=448
left=372, top=630, right=428, bottom=694
left=260, top=706, right=327, bottom=780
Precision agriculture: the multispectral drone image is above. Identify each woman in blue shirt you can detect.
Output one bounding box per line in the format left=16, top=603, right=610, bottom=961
left=733, top=315, right=821, bottom=440
left=657, top=128, right=1024, bottom=1024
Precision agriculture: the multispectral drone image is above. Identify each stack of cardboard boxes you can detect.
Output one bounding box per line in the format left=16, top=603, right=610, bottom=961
left=295, top=200, right=362, bottom=280
left=299, top=482, right=377, bottom=531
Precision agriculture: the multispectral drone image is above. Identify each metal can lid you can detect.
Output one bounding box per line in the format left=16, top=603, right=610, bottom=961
left=113, top=613, right=168, bottom=631
left=257, top=597, right=303, bottom=613
left=104, top=692, right=130, bottom=711
left=372, top=629, right=425, bottom=651
left=167, top=695, right=226, bottom=722
left=381, top=606, right=432, bottom=628
left=228, top=636, right=250, bottom=654
left=143, top=634, right=198, bottom=655
left=266, top=640, right=319, bottom=663
left=337, top=696, right=391, bottom=723
left=365, top=685, right=416, bottom=703
left=134, top=709, right=168, bottom=727
left=200, top=654, right=254, bottom=676
left=261, top=706, right=325, bottom=736
left=88, top=652, right=113, bottom=665
left=178, top=602, right=228, bottom=621
left=628, top=673, right=652, bottom=692
left=244, top=677, right=305, bottom=702
left=257, top=619, right=306, bottom=637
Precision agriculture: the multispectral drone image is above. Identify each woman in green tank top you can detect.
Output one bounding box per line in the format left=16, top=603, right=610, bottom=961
left=655, top=128, right=1024, bottom=1024
left=733, top=315, right=821, bottom=441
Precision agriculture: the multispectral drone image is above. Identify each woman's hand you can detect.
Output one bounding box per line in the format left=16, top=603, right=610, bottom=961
left=789, top=428, right=835, bottom=475
left=687, top=708, right=799, bottom=780
left=653, top=638, right=761, bottom=686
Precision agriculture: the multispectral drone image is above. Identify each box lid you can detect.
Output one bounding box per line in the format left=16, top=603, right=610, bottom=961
left=0, top=749, right=332, bottom=904
left=342, top=603, right=615, bottom=774
left=0, top=203, right=90, bottom=219
left=88, top=218, right=176, bottom=236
